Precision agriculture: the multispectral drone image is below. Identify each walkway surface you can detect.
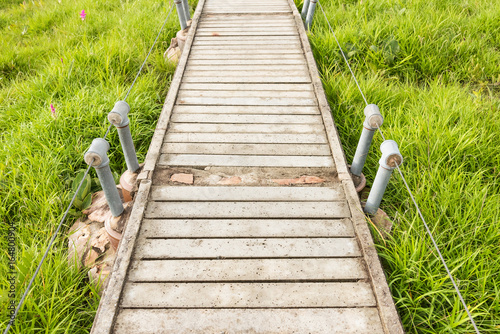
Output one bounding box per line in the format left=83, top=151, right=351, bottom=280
left=91, top=0, right=404, bottom=332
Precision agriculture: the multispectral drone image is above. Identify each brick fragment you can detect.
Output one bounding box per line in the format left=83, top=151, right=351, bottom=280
left=170, top=173, right=194, bottom=184
left=218, top=176, right=242, bottom=185
left=271, top=175, right=325, bottom=185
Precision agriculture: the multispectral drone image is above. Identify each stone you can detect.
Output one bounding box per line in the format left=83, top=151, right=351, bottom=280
left=171, top=173, right=194, bottom=184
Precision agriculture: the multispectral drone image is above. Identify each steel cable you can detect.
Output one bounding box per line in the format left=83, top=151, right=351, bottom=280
left=3, top=2, right=175, bottom=332
left=316, top=1, right=481, bottom=333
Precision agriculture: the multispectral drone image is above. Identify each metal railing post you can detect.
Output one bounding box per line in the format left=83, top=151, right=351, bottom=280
left=364, top=140, right=403, bottom=215
left=175, top=0, right=187, bottom=30
left=350, top=104, right=383, bottom=176
left=305, top=0, right=317, bottom=30
left=182, top=0, right=190, bottom=21
left=301, top=0, right=310, bottom=19
left=85, top=138, right=124, bottom=217
left=108, top=101, right=140, bottom=173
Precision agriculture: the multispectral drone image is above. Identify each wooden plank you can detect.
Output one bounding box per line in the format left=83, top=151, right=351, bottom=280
left=187, top=59, right=306, bottom=65
left=198, top=24, right=296, bottom=29
left=193, top=40, right=301, bottom=46
left=145, top=201, right=349, bottom=219
left=189, top=49, right=302, bottom=55
left=189, top=54, right=305, bottom=59
left=176, top=96, right=316, bottom=106
left=197, top=26, right=295, bottom=31
left=150, top=186, right=343, bottom=201
left=164, top=132, right=328, bottom=143
left=196, top=32, right=297, bottom=36
left=182, top=76, right=310, bottom=83
left=140, top=219, right=355, bottom=238
left=114, top=308, right=385, bottom=334
left=170, top=114, right=321, bottom=123
left=162, top=142, right=330, bottom=155
left=121, top=282, right=375, bottom=307
left=185, top=64, right=308, bottom=71
left=167, top=123, right=324, bottom=133
left=160, top=154, right=334, bottom=167
left=134, top=238, right=359, bottom=259
left=179, top=83, right=313, bottom=91
left=128, top=258, right=366, bottom=281
left=177, top=88, right=313, bottom=97
left=172, top=105, right=319, bottom=114
left=194, top=35, right=299, bottom=41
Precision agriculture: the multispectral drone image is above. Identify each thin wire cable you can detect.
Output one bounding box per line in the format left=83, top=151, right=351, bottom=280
left=3, top=3, right=175, bottom=333
left=3, top=163, right=93, bottom=334
left=123, top=0, right=174, bottom=101
left=317, top=1, right=480, bottom=332
left=317, top=0, right=368, bottom=106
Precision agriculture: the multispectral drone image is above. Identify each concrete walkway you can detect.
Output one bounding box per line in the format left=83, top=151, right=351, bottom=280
left=91, top=0, right=404, bottom=332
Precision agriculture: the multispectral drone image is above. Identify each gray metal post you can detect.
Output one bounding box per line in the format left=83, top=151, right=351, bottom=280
left=350, top=104, right=384, bottom=176
left=305, top=0, right=317, bottom=30
left=175, top=0, right=187, bottom=30
left=108, top=101, right=140, bottom=173
left=301, top=0, right=310, bottom=19
left=182, top=0, right=190, bottom=21
left=85, top=138, right=124, bottom=217
left=364, top=140, right=403, bottom=215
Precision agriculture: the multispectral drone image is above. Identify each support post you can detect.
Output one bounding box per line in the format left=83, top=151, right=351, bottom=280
left=364, top=140, right=403, bottom=215
left=108, top=101, right=140, bottom=173
left=350, top=104, right=384, bottom=176
left=305, top=0, right=317, bottom=30
left=175, top=0, right=187, bottom=30
left=182, top=0, right=191, bottom=21
left=301, top=0, right=310, bottom=19
left=85, top=138, right=124, bottom=217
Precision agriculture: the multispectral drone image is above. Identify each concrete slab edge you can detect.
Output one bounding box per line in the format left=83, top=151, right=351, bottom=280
left=286, top=0, right=404, bottom=332
left=139, top=0, right=207, bottom=179
left=90, top=179, right=152, bottom=334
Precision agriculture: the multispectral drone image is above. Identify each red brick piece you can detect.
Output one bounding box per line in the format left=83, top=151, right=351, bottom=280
left=170, top=173, right=194, bottom=184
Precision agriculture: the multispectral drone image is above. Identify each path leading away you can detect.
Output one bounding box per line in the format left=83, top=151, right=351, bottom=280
left=91, top=0, right=404, bottom=332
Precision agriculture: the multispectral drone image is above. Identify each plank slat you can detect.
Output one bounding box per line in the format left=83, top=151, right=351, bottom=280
left=114, top=309, right=385, bottom=334
left=179, top=83, right=313, bottom=91
left=168, top=123, right=323, bottom=133
left=177, top=89, right=313, bottom=98
left=189, top=54, right=305, bottom=59
left=162, top=142, right=330, bottom=155
left=140, top=219, right=355, bottom=238
left=189, top=50, right=302, bottom=55
left=134, top=238, right=360, bottom=259
left=170, top=114, right=321, bottom=123
left=160, top=154, right=334, bottom=167
left=121, top=282, right=374, bottom=307
left=176, top=97, right=316, bottom=106
left=196, top=32, right=297, bottom=36
left=150, top=186, right=343, bottom=201
left=186, top=59, right=306, bottom=65
left=128, top=258, right=366, bottom=281
left=185, top=64, right=308, bottom=71
left=164, top=132, right=328, bottom=143
left=182, top=76, right=310, bottom=83
left=145, top=201, right=348, bottom=218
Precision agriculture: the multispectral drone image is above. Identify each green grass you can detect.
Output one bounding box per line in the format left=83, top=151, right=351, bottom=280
left=300, top=0, right=500, bottom=332
left=0, top=0, right=194, bottom=332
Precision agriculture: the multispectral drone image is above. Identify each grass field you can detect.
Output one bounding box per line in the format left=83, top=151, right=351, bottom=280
left=0, top=0, right=189, bottom=332
left=301, top=0, right=500, bottom=332
left=0, top=0, right=498, bottom=333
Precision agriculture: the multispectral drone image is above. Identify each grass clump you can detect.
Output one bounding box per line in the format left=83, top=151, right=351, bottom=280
left=0, top=0, right=194, bottom=332
left=300, top=0, right=500, bottom=332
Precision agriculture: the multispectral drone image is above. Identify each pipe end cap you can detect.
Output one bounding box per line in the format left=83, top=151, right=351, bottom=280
left=84, top=138, right=110, bottom=167
left=364, top=104, right=383, bottom=129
